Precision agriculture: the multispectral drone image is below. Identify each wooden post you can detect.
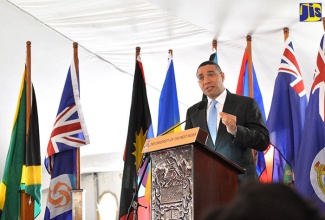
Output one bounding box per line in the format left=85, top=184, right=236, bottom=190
left=72, top=42, right=83, bottom=220
left=246, top=36, right=257, bottom=164
left=136, top=46, right=141, bottom=60
left=246, top=35, right=253, bottom=98
left=283, top=27, right=289, bottom=41
left=72, top=189, right=84, bottom=220
left=26, top=42, right=31, bottom=133
left=212, top=39, right=217, bottom=52
left=283, top=27, right=296, bottom=186
left=73, top=42, right=81, bottom=190
left=20, top=41, right=34, bottom=220
left=126, top=46, right=143, bottom=220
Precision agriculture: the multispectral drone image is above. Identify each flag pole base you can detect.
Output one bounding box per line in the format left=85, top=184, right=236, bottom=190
left=20, top=190, right=34, bottom=220
left=72, top=189, right=85, bottom=220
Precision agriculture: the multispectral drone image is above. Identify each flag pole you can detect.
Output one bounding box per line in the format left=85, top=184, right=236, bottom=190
left=72, top=42, right=84, bottom=220
left=136, top=46, right=140, bottom=60
left=246, top=35, right=257, bottom=164
left=20, top=41, right=34, bottom=220
left=126, top=46, right=145, bottom=220
left=135, top=46, right=140, bottom=220
left=73, top=42, right=81, bottom=190
left=283, top=27, right=294, bottom=186
left=26, top=42, right=31, bottom=136
left=212, top=39, right=217, bottom=52
left=246, top=35, right=253, bottom=98
left=283, top=27, right=289, bottom=41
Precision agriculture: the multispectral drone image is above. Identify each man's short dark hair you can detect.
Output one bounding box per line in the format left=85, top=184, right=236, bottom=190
left=197, top=61, right=222, bottom=73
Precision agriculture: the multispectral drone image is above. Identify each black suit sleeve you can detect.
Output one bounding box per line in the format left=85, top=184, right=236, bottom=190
left=234, top=98, right=269, bottom=151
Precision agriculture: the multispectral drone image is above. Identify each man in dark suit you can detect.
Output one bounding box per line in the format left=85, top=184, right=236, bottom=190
left=185, top=61, right=269, bottom=181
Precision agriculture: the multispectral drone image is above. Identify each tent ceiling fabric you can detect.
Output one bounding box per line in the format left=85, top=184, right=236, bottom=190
left=0, top=0, right=323, bottom=186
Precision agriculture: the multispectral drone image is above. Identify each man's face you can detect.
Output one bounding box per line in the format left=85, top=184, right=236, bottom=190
left=196, top=64, right=225, bottom=99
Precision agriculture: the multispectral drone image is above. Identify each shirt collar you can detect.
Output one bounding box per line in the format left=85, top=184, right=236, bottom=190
left=207, top=89, right=227, bottom=106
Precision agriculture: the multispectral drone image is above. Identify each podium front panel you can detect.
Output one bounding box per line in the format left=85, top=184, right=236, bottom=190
left=151, top=144, right=194, bottom=220
left=149, top=141, right=241, bottom=219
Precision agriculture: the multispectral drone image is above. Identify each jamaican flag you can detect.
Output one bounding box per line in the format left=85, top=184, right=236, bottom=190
left=0, top=71, right=41, bottom=219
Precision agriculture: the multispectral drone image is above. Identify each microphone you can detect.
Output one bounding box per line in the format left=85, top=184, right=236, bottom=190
left=159, top=99, right=207, bottom=136
left=139, top=100, right=207, bottom=169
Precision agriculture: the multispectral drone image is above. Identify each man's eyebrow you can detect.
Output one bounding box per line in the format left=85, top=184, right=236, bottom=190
left=197, top=69, right=216, bottom=76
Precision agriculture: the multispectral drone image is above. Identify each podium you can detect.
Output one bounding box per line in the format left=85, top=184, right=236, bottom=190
left=142, top=127, right=245, bottom=220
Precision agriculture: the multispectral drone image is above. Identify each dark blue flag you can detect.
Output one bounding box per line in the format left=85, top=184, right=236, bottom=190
left=44, top=59, right=90, bottom=220
left=266, top=37, right=307, bottom=183
left=295, top=34, right=325, bottom=212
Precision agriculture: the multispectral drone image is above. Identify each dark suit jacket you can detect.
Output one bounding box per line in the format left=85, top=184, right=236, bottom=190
left=185, top=90, right=269, bottom=181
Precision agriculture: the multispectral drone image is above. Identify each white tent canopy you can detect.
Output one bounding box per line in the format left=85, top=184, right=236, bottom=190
left=0, top=0, right=323, bottom=192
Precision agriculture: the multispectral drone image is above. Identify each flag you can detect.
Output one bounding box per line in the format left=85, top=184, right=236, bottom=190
left=236, top=48, right=267, bottom=180
left=0, top=70, right=41, bottom=219
left=44, top=59, right=90, bottom=219
left=157, top=53, right=180, bottom=135
left=23, top=85, right=42, bottom=218
left=266, top=37, right=307, bottom=184
left=119, top=55, right=154, bottom=220
left=295, top=34, right=325, bottom=212
left=209, top=51, right=218, bottom=64
left=0, top=73, right=26, bottom=220
left=147, top=52, right=181, bottom=203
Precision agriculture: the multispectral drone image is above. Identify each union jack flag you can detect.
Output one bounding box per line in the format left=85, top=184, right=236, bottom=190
left=278, top=40, right=306, bottom=97
left=45, top=60, right=89, bottom=174
left=311, top=36, right=325, bottom=121
left=295, top=33, right=325, bottom=212
left=44, top=58, right=89, bottom=220
left=266, top=37, right=307, bottom=184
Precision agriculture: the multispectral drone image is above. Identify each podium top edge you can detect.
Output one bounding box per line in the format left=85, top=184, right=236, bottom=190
left=142, top=127, right=208, bottom=153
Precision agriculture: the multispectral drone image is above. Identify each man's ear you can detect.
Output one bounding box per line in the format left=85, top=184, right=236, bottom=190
left=220, top=72, right=225, bottom=82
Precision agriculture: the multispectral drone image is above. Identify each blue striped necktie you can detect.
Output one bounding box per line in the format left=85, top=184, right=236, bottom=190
left=208, top=100, right=217, bottom=144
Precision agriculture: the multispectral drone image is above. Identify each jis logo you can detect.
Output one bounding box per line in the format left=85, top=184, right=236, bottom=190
left=300, top=3, right=322, bottom=22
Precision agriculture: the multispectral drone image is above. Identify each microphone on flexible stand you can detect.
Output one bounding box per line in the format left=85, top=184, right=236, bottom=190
left=159, top=99, right=207, bottom=136
left=139, top=99, right=207, bottom=168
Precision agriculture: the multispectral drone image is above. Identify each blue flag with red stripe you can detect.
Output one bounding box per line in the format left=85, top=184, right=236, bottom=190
left=295, top=34, right=325, bottom=212
left=236, top=49, right=267, bottom=179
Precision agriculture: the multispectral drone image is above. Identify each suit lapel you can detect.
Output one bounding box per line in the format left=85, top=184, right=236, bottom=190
left=215, top=91, right=236, bottom=149
left=196, top=105, right=209, bottom=133
left=194, top=104, right=216, bottom=149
